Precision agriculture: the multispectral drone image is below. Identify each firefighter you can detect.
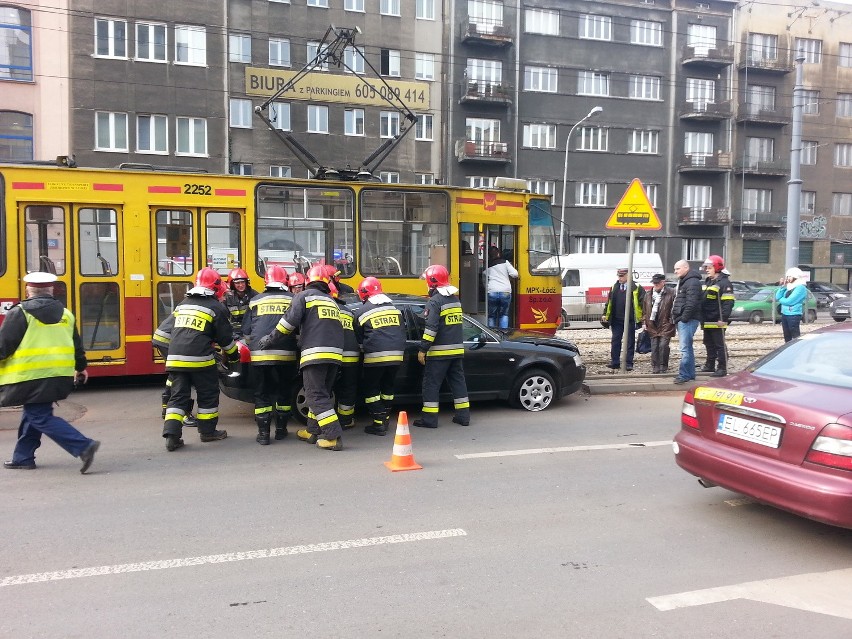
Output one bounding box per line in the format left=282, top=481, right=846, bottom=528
left=242, top=265, right=298, bottom=445
left=323, top=264, right=355, bottom=295
left=288, top=272, right=305, bottom=294
left=700, top=255, right=735, bottom=377
left=152, top=267, right=239, bottom=451
left=331, top=281, right=361, bottom=430
left=413, top=265, right=470, bottom=429
left=224, top=268, right=258, bottom=336
left=255, top=265, right=344, bottom=451
left=354, top=277, right=406, bottom=436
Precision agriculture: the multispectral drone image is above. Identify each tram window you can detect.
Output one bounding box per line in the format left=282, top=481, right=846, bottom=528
left=156, top=281, right=191, bottom=326
left=206, top=211, right=241, bottom=276
left=79, top=282, right=120, bottom=350
left=528, top=198, right=558, bottom=273
left=25, top=205, right=66, bottom=274
left=360, top=190, right=449, bottom=277
left=79, top=208, right=119, bottom=275
left=256, top=184, right=355, bottom=276
left=156, top=209, right=194, bottom=276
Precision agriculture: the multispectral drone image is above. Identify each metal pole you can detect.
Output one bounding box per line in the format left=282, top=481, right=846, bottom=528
left=620, top=230, right=636, bottom=373
left=785, top=54, right=806, bottom=271
left=559, top=106, right=603, bottom=255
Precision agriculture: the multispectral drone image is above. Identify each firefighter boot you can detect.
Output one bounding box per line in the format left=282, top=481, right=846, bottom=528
left=256, top=414, right=271, bottom=446
left=296, top=429, right=318, bottom=444
left=182, top=399, right=198, bottom=427
left=274, top=410, right=289, bottom=440
left=199, top=429, right=228, bottom=442
left=316, top=437, right=343, bottom=451
left=364, top=411, right=388, bottom=436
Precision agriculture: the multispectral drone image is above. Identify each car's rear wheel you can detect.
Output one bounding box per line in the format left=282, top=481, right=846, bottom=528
left=834, top=316, right=848, bottom=322
left=748, top=311, right=763, bottom=324
left=807, top=309, right=817, bottom=323
left=509, top=368, right=555, bottom=412
left=293, top=383, right=309, bottom=424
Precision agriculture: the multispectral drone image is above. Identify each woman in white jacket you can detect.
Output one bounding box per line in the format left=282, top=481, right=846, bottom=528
left=484, top=245, right=519, bottom=329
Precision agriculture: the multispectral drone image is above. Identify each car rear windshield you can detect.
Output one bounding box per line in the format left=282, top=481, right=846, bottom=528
left=751, top=331, right=852, bottom=389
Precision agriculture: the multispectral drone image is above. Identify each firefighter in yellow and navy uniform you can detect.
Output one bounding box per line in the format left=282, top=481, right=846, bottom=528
left=413, top=265, right=470, bottom=429
left=255, top=265, right=345, bottom=450
left=224, top=268, right=258, bottom=338
left=331, top=282, right=361, bottom=430
left=242, top=265, right=298, bottom=445
left=700, top=255, right=735, bottom=377
left=153, top=268, right=239, bottom=451
left=354, top=277, right=406, bottom=436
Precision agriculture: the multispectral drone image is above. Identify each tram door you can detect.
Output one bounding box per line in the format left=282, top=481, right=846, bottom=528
left=481, top=225, right=518, bottom=326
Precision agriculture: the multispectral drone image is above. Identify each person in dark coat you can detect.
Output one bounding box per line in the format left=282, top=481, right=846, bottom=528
left=641, top=274, right=676, bottom=374
left=671, top=260, right=703, bottom=384
left=601, top=268, right=645, bottom=371
left=699, top=255, right=735, bottom=377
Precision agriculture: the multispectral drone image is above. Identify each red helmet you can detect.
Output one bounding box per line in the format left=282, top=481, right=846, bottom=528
left=195, top=267, right=222, bottom=294
left=215, top=278, right=228, bottom=300
left=264, top=265, right=289, bottom=289
left=306, top=264, right=330, bottom=284
left=328, top=280, right=339, bottom=299
left=228, top=268, right=249, bottom=289
left=288, top=272, right=305, bottom=290
left=422, top=264, right=449, bottom=289
left=322, top=264, right=341, bottom=282
left=703, top=255, right=724, bottom=271
left=357, top=277, right=382, bottom=302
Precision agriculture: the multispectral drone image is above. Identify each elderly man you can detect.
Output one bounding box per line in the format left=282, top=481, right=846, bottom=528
left=641, top=274, right=676, bottom=374
left=601, top=268, right=644, bottom=372
left=671, top=260, right=703, bottom=384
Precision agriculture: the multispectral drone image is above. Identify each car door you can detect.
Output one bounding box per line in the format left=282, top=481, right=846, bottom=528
left=461, top=317, right=515, bottom=398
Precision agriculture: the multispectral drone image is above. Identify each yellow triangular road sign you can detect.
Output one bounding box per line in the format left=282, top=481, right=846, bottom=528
left=605, top=178, right=662, bottom=230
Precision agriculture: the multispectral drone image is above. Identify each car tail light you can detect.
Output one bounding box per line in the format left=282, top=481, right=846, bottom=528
left=805, top=423, right=852, bottom=471
left=681, top=390, right=698, bottom=430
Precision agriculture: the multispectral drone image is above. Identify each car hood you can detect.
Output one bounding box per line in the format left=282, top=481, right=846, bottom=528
left=501, top=329, right=579, bottom=352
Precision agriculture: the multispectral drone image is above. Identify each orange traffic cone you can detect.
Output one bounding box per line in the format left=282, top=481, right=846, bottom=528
left=384, top=411, right=423, bottom=472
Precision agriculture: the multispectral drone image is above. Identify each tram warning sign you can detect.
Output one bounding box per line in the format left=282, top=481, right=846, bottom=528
left=605, top=178, right=662, bottom=230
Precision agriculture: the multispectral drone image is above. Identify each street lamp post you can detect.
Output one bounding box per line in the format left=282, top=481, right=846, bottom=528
left=559, top=106, right=603, bottom=255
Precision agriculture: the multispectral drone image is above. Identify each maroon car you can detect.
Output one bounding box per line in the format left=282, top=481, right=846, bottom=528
left=673, top=322, right=852, bottom=529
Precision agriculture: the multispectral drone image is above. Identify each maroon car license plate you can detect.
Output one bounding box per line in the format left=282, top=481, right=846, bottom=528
left=717, top=413, right=782, bottom=448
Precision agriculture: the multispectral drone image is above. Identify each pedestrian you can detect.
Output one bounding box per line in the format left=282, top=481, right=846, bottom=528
left=642, top=274, right=676, bottom=373
left=413, top=264, right=470, bottom=429
left=1, top=272, right=100, bottom=473
left=484, top=245, right=518, bottom=329
left=152, top=267, right=239, bottom=451
left=331, top=280, right=361, bottom=431
left=255, top=265, right=345, bottom=450
left=775, top=267, right=809, bottom=342
left=354, top=277, right=406, bottom=436
left=671, top=260, right=703, bottom=384
left=242, top=265, right=298, bottom=444
left=601, top=268, right=645, bottom=371
left=224, top=268, right=258, bottom=337
left=699, top=255, right=735, bottom=377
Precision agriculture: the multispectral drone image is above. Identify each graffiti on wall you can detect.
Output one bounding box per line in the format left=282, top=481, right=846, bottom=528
left=800, top=215, right=827, bottom=239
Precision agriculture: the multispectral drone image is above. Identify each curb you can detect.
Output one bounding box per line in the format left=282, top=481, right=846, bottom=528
left=584, top=372, right=717, bottom=395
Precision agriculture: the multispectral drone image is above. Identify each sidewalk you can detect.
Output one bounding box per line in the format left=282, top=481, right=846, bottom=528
left=583, top=370, right=718, bottom=395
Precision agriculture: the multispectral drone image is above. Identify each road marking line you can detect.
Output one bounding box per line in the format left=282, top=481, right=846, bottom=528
left=0, top=528, right=467, bottom=589
left=455, top=440, right=671, bottom=460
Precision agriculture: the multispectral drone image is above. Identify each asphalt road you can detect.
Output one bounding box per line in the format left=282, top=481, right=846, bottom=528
left=2, top=386, right=852, bottom=638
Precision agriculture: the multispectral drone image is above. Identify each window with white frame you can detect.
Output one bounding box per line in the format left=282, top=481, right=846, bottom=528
left=525, top=8, right=559, bottom=35
left=576, top=182, right=606, bottom=206
left=230, top=163, right=252, bottom=176
left=579, top=14, right=611, bottom=41
left=176, top=117, right=207, bottom=155
left=629, top=130, right=658, bottom=154
left=630, top=19, right=662, bottom=46
left=842, top=43, right=852, bottom=68
left=307, top=0, right=329, bottom=6
left=467, top=176, right=495, bottom=189
left=523, top=123, right=556, bottom=149
left=643, top=184, right=658, bottom=208
left=229, top=33, right=251, bottom=63
left=835, top=143, right=852, bottom=167
left=380, top=171, right=400, bottom=183
left=746, top=137, right=774, bottom=164
left=381, top=0, right=401, bottom=16
left=575, top=237, right=605, bottom=253
left=687, top=24, right=716, bottom=55
left=345, top=0, right=365, bottom=10
left=344, top=46, right=365, bottom=74
left=269, top=0, right=290, bottom=3
left=175, top=25, right=206, bottom=65
left=416, top=0, right=435, bottom=20
left=270, top=102, right=290, bottom=130
left=307, top=105, right=328, bottom=133
left=416, top=173, right=435, bottom=184
left=136, top=114, right=167, bottom=153
left=635, top=238, right=656, bottom=253
left=578, top=126, right=607, bottom=151
left=746, top=84, right=775, bottom=114
left=269, top=38, right=290, bottom=66
left=380, top=49, right=400, bottom=76
left=683, top=238, right=710, bottom=261
left=94, top=18, right=127, bottom=58
left=796, top=37, right=822, bottom=64
left=578, top=71, right=609, bottom=96
left=415, top=53, right=435, bottom=80
left=747, top=33, right=777, bottom=62
left=801, top=140, right=818, bottom=165
left=686, top=78, right=715, bottom=104
left=345, top=108, right=364, bottom=136
left=270, top=165, right=291, bottom=177
left=229, top=99, right=252, bottom=128
left=834, top=193, right=852, bottom=215
left=683, top=185, right=712, bottom=216
left=469, top=0, right=504, bottom=32
left=307, top=41, right=329, bottom=71
left=527, top=179, right=555, bottom=196
left=465, top=117, right=501, bottom=145
left=837, top=94, right=852, bottom=117
left=381, top=111, right=400, bottom=138
left=629, top=75, right=660, bottom=100
left=801, top=191, right=816, bottom=215
left=524, top=66, right=557, bottom=92
left=743, top=188, right=772, bottom=215
left=684, top=131, right=713, bottom=156
left=136, top=23, right=166, bottom=62
left=95, top=112, right=127, bottom=151
left=416, top=114, right=433, bottom=140
left=467, top=58, right=502, bottom=84
left=801, top=89, right=820, bottom=115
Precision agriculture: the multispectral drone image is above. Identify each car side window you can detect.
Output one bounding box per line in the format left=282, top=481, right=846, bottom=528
left=403, top=304, right=426, bottom=340
left=462, top=317, right=498, bottom=343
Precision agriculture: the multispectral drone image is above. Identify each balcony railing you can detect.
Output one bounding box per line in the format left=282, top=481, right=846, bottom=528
left=678, top=207, right=730, bottom=225
left=682, top=44, right=734, bottom=67
left=731, top=209, right=786, bottom=227
left=679, top=100, right=733, bottom=120
left=460, top=19, right=513, bottom=47
left=677, top=152, right=733, bottom=172
left=736, top=103, right=791, bottom=126
left=455, top=139, right=511, bottom=163
left=737, top=53, right=793, bottom=74
left=735, top=158, right=790, bottom=176
left=459, top=80, right=512, bottom=106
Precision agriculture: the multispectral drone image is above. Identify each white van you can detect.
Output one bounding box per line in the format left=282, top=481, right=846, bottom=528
left=537, top=253, right=664, bottom=325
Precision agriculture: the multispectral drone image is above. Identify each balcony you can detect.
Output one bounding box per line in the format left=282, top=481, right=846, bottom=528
left=681, top=44, right=734, bottom=67
left=737, top=53, right=793, bottom=74
left=460, top=19, right=513, bottom=47
left=459, top=80, right=512, bottom=107
left=736, top=103, right=791, bottom=126
left=455, top=139, right=511, bottom=164
left=677, top=152, right=733, bottom=173
left=679, top=100, right=733, bottom=121
left=678, top=207, right=730, bottom=226
left=731, top=209, right=786, bottom=228
left=735, top=158, right=790, bottom=177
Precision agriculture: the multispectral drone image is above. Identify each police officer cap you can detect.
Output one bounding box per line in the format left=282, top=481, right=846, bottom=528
left=23, top=272, right=58, bottom=287
left=616, top=268, right=629, bottom=276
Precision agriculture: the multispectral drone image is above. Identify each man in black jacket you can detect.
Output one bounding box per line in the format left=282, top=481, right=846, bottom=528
left=699, top=255, right=735, bottom=377
left=671, top=260, right=703, bottom=384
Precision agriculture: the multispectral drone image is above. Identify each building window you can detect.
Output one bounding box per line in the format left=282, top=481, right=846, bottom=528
left=687, top=24, right=716, bottom=55
left=629, top=130, right=659, bottom=154
left=380, top=0, right=401, bottom=17
left=527, top=180, right=555, bottom=196
left=834, top=193, right=852, bottom=216
left=578, top=71, right=609, bottom=96
left=94, top=18, right=127, bottom=58
left=269, top=38, right=290, bottom=67
left=307, top=105, right=328, bottom=133
left=137, top=114, right=168, bottom=153
left=579, top=14, right=611, bottom=41
left=467, top=176, right=495, bottom=189
left=136, top=23, right=166, bottom=62
left=465, top=117, right=500, bottom=147
left=176, top=117, right=207, bottom=155
left=379, top=171, right=400, bottom=183
left=746, top=84, right=776, bottom=113
left=230, top=163, right=253, bottom=175
left=416, top=0, right=434, bottom=20
left=683, top=185, right=712, bottom=218
left=644, top=184, right=658, bottom=208
left=523, top=124, right=556, bottom=149
left=415, top=114, right=433, bottom=141
left=270, top=165, right=291, bottom=177
left=801, top=89, right=820, bottom=115
left=834, top=143, right=852, bottom=167
left=416, top=173, right=435, bottom=184
left=799, top=241, right=814, bottom=264
left=345, top=108, right=364, bottom=136
left=686, top=78, right=715, bottom=104
left=837, top=94, right=852, bottom=118
left=307, top=0, right=329, bottom=6
left=269, top=102, right=290, bottom=131
left=229, top=34, right=251, bottom=63
left=229, top=99, right=253, bottom=128
left=0, top=7, right=32, bottom=81
left=380, top=112, right=400, bottom=138
left=629, top=75, right=660, bottom=100
left=635, top=238, right=656, bottom=254
left=743, top=188, right=772, bottom=217
left=576, top=182, right=607, bottom=206
left=415, top=53, right=435, bottom=80
left=747, top=33, right=777, bottom=62
left=345, top=0, right=365, bottom=9
left=578, top=126, right=607, bottom=151
left=344, top=46, right=365, bottom=74
left=684, top=238, right=711, bottom=262
left=467, top=58, right=502, bottom=84
left=746, top=137, right=774, bottom=165
left=525, top=9, right=559, bottom=35
left=0, top=111, right=33, bottom=160
left=175, top=25, right=206, bottom=65
left=796, top=37, right=822, bottom=64
left=841, top=43, right=852, bottom=68
left=742, top=240, right=770, bottom=264
left=801, top=141, right=818, bottom=166
left=307, top=41, right=330, bottom=71
left=630, top=19, right=662, bottom=46
left=95, top=112, right=128, bottom=151
left=575, top=237, right=606, bottom=253
left=469, top=0, right=503, bottom=33
left=684, top=131, right=713, bottom=156
left=801, top=191, right=816, bottom=215
left=380, top=49, right=400, bottom=77
left=524, top=66, right=557, bottom=93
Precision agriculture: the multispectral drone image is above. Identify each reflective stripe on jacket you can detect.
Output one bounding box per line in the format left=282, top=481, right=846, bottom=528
left=420, top=292, right=464, bottom=359
left=0, top=307, right=75, bottom=385
left=354, top=300, right=406, bottom=366
left=245, top=290, right=297, bottom=364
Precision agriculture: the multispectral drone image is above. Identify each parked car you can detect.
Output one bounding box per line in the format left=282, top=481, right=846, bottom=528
left=674, top=322, right=852, bottom=530
left=220, top=294, right=587, bottom=420
left=730, top=280, right=763, bottom=299
left=728, top=286, right=818, bottom=324
left=806, top=281, right=849, bottom=309
left=829, top=296, right=851, bottom=322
